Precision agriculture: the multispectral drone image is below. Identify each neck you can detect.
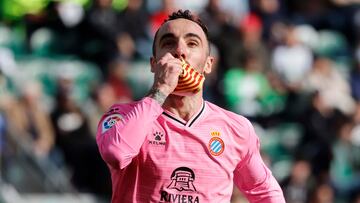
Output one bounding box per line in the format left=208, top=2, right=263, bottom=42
left=163, top=92, right=203, bottom=121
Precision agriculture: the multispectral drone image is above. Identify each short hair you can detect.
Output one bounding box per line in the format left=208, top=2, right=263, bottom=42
left=152, top=9, right=210, bottom=56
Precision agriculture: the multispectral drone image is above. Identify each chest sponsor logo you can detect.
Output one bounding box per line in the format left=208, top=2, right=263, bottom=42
left=148, top=131, right=166, bottom=145
left=208, top=131, right=225, bottom=156
left=101, top=114, right=123, bottom=134
left=160, top=167, right=200, bottom=203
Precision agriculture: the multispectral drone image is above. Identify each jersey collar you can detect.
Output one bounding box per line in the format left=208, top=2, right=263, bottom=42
left=162, top=100, right=205, bottom=127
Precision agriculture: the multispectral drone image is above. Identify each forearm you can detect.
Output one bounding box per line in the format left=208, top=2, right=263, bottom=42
left=96, top=97, right=163, bottom=169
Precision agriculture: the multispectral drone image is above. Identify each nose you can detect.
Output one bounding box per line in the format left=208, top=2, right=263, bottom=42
left=172, top=41, right=186, bottom=59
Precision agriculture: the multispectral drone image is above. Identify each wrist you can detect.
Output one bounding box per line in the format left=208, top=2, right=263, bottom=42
left=147, top=87, right=168, bottom=105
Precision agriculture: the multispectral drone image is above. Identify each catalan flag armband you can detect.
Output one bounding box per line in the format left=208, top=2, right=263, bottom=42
left=172, top=59, right=205, bottom=96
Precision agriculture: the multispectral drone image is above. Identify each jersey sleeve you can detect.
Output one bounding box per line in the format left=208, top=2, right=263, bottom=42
left=233, top=118, right=285, bottom=203
left=96, top=97, right=163, bottom=170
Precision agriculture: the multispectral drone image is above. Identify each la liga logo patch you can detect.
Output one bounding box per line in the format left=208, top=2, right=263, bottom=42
left=208, top=131, right=225, bottom=156
left=101, top=114, right=123, bottom=134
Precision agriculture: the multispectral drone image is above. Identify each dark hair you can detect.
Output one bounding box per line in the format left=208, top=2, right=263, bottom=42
left=152, top=9, right=209, bottom=56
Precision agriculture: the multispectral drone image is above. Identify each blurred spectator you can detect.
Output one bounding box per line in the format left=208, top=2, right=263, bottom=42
left=80, top=0, right=120, bottom=71
left=287, top=0, right=359, bottom=45
left=309, top=182, right=335, bottom=203
left=150, top=0, right=177, bottom=36
left=8, top=80, right=55, bottom=160
left=24, top=1, right=85, bottom=55
left=271, top=23, right=313, bottom=91
left=203, top=43, right=223, bottom=105
left=267, top=20, right=289, bottom=49
left=298, top=91, right=335, bottom=178
left=240, top=13, right=270, bottom=69
left=351, top=42, right=360, bottom=101
left=199, top=0, right=241, bottom=71
left=281, top=159, right=314, bottom=203
left=106, top=57, right=133, bottom=102
left=118, top=0, right=151, bottom=59
left=251, top=0, right=285, bottom=41
left=226, top=13, right=270, bottom=71
left=223, top=51, right=285, bottom=118
left=330, top=114, right=360, bottom=200
left=199, top=0, right=227, bottom=41
left=285, top=0, right=330, bottom=25
left=217, top=0, right=250, bottom=24
left=56, top=1, right=85, bottom=28
left=303, top=56, right=356, bottom=115
left=114, top=32, right=136, bottom=61
left=84, top=0, right=119, bottom=42
left=50, top=76, right=111, bottom=196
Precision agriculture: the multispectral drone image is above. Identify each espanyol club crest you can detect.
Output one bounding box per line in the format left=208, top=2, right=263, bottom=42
left=208, top=131, right=225, bottom=156
left=101, top=114, right=123, bottom=134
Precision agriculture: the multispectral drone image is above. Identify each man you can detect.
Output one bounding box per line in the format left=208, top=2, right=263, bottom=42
left=96, top=9, right=285, bottom=203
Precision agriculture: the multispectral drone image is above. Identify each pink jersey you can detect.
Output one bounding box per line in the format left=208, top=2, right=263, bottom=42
left=96, top=97, right=285, bottom=203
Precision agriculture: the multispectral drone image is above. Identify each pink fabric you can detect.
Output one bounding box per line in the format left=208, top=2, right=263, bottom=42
left=96, top=97, right=285, bottom=203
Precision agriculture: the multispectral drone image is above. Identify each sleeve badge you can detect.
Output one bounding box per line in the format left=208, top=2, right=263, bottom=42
left=101, top=114, right=123, bottom=134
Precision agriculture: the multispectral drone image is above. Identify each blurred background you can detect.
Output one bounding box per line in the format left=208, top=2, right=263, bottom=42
left=0, top=0, right=359, bottom=202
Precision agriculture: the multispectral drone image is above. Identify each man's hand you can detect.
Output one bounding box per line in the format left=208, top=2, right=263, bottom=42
left=148, top=53, right=183, bottom=105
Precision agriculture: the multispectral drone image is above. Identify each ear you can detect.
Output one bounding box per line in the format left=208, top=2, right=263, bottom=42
left=150, top=56, right=156, bottom=73
left=204, top=56, right=214, bottom=74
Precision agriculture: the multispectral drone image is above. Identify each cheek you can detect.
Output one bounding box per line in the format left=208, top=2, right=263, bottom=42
left=193, top=55, right=209, bottom=73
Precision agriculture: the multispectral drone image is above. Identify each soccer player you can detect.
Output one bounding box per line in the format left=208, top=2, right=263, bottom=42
left=96, top=9, right=285, bottom=203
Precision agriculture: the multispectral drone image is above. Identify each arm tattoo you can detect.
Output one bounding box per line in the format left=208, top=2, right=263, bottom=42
left=147, top=88, right=167, bottom=105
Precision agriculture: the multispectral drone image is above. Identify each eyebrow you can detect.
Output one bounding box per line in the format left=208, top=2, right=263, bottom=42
left=159, top=33, right=176, bottom=45
left=158, top=32, right=203, bottom=45
left=184, top=33, right=202, bottom=42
